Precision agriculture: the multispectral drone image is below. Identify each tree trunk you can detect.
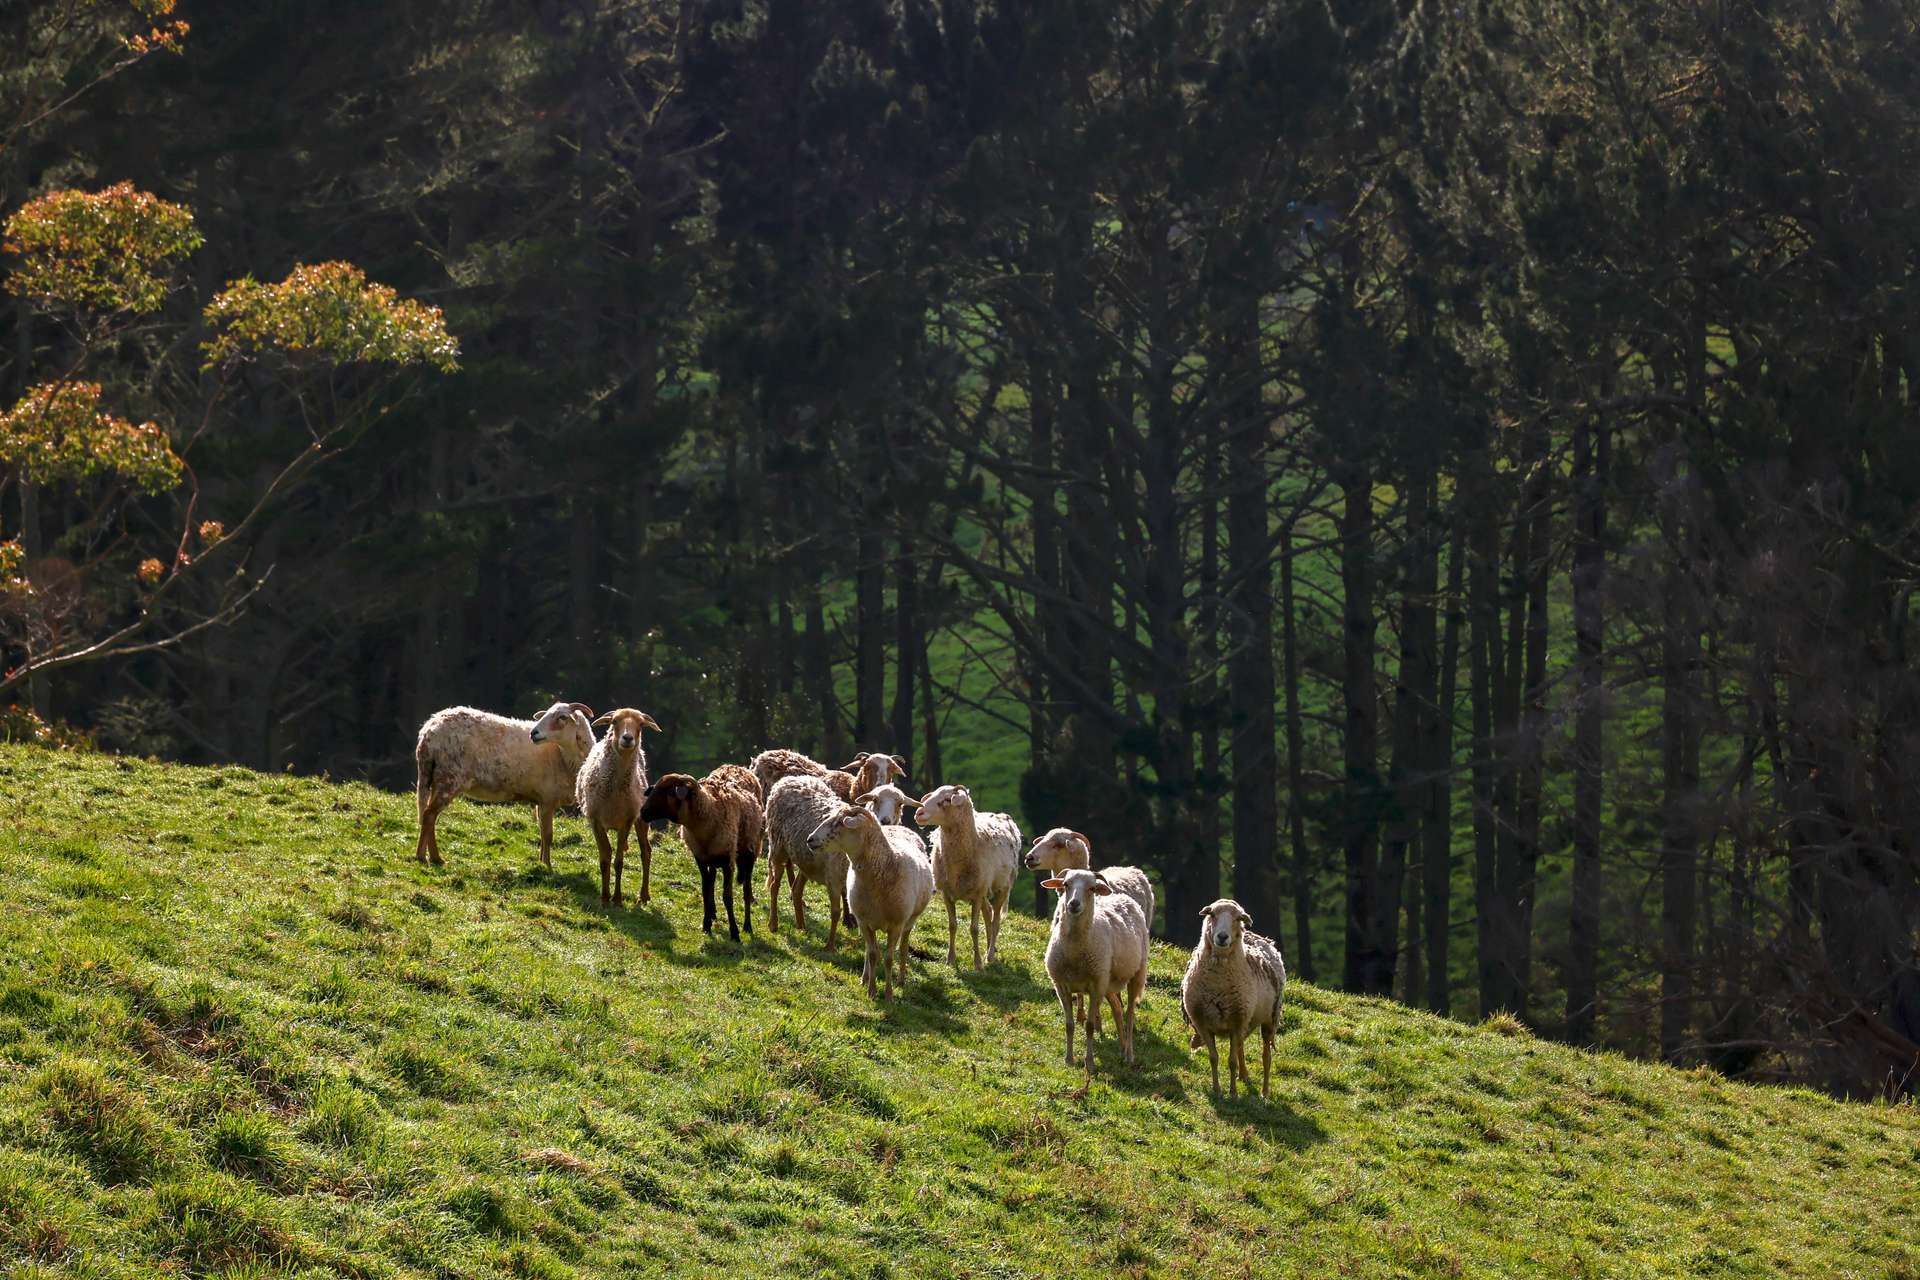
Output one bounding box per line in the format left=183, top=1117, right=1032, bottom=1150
left=1568, top=410, right=1609, bottom=1045
left=1469, top=460, right=1504, bottom=1016
left=1377, top=471, right=1434, bottom=998
left=1660, top=489, right=1699, bottom=1063
left=891, top=535, right=916, bottom=764
left=1227, top=394, right=1280, bottom=944
left=1281, top=523, right=1314, bottom=982
left=1340, top=469, right=1384, bottom=993
left=1425, top=515, right=1466, bottom=1014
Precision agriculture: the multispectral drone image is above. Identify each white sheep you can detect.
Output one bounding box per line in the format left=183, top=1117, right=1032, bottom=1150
left=1180, top=898, right=1287, bottom=1098
left=573, top=707, right=661, bottom=907
left=807, top=805, right=934, bottom=1000
left=1042, top=868, right=1149, bottom=1094
left=856, top=782, right=915, bottom=826
left=913, top=783, right=1021, bottom=970
left=750, top=748, right=855, bottom=803
left=764, top=774, right=851, bottom=945
left=413, top=701, right=595, bottom=868
left=1022, top=828, right=1155, bottom=931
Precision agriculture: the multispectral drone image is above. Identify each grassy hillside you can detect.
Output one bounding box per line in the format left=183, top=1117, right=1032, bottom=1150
left=1, top=746, right=1914, bottom=1279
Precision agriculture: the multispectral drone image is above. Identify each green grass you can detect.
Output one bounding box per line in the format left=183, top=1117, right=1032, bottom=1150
left=0, top=746, right=1914, bottom=1279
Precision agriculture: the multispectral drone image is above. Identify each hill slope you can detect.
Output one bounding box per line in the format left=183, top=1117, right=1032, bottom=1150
left=0, top=746, right=1913, bottom=1279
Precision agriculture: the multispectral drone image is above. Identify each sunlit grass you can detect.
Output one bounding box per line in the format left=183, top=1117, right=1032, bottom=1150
left=0, top=744, right=1912, bottom=1278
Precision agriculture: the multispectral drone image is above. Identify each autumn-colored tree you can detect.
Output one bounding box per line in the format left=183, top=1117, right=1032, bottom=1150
left=0, top=183, right=455, bottom=700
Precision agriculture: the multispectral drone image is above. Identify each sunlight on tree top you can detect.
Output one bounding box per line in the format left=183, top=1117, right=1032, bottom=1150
left=201, top=262, right=460, bottom=372
left=2, top=183, right=201, bottom=314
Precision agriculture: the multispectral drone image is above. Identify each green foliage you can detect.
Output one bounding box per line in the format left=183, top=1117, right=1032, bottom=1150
left=1, top=182, right=201, bottom=314
left=0, top=743, right=1911, bottom=1277
left=202, top=261, right=460, bottom=373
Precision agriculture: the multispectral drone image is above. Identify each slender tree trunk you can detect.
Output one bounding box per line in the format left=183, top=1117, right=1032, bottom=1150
left=1568, top=410, right=1609, bottom=1044
left=805, top=582, right=842, bottom=761
left=1377, top=472, right=1433, bottom=997
left=855, top=522, right=885, bottom=749
left=1227, top=394, right=1280, bottom=943
left=1425, top=516, right=1465, bottom=1014
left=891, top=535, right=916, bottom=764
left=1281, top=523, right=1314, bottom=982
left=1340, top=469, right=1384, bottom=993
left=1469, top=460, right=1504, bottom=1015
left=1660, top=485, right=1699, bottom=1063
left=1506, top=438, right=1551, bottom=1019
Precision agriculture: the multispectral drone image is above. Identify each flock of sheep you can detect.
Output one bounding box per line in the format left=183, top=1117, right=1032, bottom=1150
left=413, top=699, right=1288, bottom=1097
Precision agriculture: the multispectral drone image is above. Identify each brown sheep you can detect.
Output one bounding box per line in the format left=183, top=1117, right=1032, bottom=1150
left=843, top=751, right=908, bottom=801
left=641, top=766, right=764, bottom=940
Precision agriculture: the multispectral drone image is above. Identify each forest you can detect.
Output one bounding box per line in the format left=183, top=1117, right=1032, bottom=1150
left=3, top=0, right=1918, bottom=1098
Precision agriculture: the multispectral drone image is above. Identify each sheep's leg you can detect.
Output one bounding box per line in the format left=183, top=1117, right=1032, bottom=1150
left=536, top=804, right=555, bottom=870
left=985, top=888, right=1008, bottom=965
left=1083, top=984, right=1106, bottom=1089
left=593, top=824, right=615, bottom=907
left=721, top=858, right=741, bottom=941
left=738, top=845, right=756, bottom=934
left=1204, top=1034, right=1220, bottom=1093
left=635, top=822, right=652, bottom=904
left=612, top=826, right=628, bottom=906
left=861, top=926, right=880, bottom=998
left=1105, top=991, right=1128, bottom=1065
left=415, top=796, right=443, bottom=865
left=1261, top=1026, right=1273, bottom=1098
left=944, top=897, right=958, bottom=967
left=1227, top=1030, right=1245, bottom=1099
left=969, top=899, right=982, bottom=972
left=700, top=862, right=718, bottom=934
left=1126, top=969, right=1145, bottom=1065
left=895, top=910, right=917, bottom=994
left=765, top=856, right=783, bottom=932
left=1059, top=988, right=1077, bottom=1068
left=790, top=866, right=807, bottom=934
left=824, top=878, right=841, bottom=950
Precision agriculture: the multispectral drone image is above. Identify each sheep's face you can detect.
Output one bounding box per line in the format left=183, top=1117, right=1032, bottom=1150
left=640, top=774, right=695, bottom=823
left=807, top=807, right=875, bottom=857
left=1023, top=827, right=1092, bottom=873
left=848, top=752, right=905, bottom=783
left=1041, top=868, right=1110, bottom=920
left=1200, top=900, right=1251, bottom=952
left=530, top=701, right=593, bottom=746
left=857, top=784, right=913, bottom=826
left=594, top=708, right=661, bottom=754
left=912, top=784, right=970, bottom=827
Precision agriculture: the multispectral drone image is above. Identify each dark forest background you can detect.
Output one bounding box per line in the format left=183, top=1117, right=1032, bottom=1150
left=5, top=0, right=1920, bottom=1097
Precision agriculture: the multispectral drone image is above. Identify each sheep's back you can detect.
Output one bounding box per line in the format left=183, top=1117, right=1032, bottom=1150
left=1100, top=866, right=1156, bottom=934
left=766, top=776, right=843, bottom=881
left=420, top=708, right=566, bottom=803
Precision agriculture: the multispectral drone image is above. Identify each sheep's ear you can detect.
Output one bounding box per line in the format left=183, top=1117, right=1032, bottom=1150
left=889, top=760, right=906, bottom=780
left=853, top=791, right=876, bottom=806
left=1198, top=906, right=1214, bottom=918
left=1040, top=878, right=1066, bottom=891
left=957, top=784, right=970, bottom=794
left=637, top=712, right=662, bottom=732
left=1092, top=879, right=1113, bottom=895
left=592, top=713, right=614, bottom=729
left=1235, top=906, right=1253, bottom=925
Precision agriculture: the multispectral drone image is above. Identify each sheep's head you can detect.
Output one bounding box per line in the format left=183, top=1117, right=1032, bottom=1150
left=912, top=783, right=971, bottom=827
left=1198, top=898, right=1252, bottom=953
left=640, top=772, right=697, bottom=823
left=807, top=805, right=878, bottom=858
left=846, top=751, right=908, bottom=787
left=594, top=707, right=661, bottom=753
left=856, top=783, right=915, bottom=826
left=530, top=701, right=595, bottom=746
left=1041, top=868, right=1111, bottom=921
left=1024, top=827, right=1093, bottom=873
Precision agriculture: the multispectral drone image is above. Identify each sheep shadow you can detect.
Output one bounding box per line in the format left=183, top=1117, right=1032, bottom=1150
left=1200, top=1089, right=1329, bottom=1152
